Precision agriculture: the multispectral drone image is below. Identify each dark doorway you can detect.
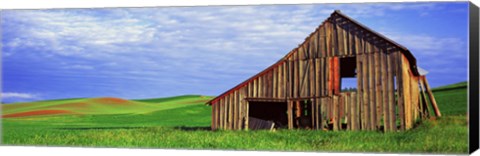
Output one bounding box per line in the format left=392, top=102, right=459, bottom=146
left=294, top=100, right=313, bottom=129
left=248, top=101, right=288, bottom=130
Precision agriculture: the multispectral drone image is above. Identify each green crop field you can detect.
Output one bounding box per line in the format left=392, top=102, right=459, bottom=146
left=0, top=82, right=469, bottom=154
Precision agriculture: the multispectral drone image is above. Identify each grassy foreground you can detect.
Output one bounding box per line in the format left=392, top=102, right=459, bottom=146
left=1, top=82, right=469, bottom=154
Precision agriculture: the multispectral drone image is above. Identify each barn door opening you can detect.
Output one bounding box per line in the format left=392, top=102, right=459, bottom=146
left=248, top=101, right=288, bottom=130
left=293, top=99, right=313, bottom=129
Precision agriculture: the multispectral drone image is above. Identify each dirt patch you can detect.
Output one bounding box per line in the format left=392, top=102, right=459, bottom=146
left=91, top=97, right=131, bottom=105
left=2, top=110, right=75, bottom=118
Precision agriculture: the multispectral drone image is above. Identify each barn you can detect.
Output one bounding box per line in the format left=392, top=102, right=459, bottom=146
left=206, top=10, right=441, bottom=132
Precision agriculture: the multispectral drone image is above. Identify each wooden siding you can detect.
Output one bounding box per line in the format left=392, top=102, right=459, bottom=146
left=209, top=11, right=439, bottom=132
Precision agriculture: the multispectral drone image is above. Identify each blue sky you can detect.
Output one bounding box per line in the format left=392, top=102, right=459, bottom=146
left=1, top=2, right=469, bottom=103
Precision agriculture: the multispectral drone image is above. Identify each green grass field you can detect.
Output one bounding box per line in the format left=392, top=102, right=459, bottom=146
left=1, top=82, right=469, bottom=154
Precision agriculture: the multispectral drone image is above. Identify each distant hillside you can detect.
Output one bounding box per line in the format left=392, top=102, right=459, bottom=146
left=132, top=95, right=214, bottom=103
left=2, top=95, right=213, bottom=118
left=432, top=81, right=467, bottom=92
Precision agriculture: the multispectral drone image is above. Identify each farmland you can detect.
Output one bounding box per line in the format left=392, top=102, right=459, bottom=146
left=1, top=82, right=469, bottom=154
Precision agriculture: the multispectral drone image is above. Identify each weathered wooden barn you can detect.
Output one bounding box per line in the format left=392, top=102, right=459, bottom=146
left=206, top=10, right=441, bottom=132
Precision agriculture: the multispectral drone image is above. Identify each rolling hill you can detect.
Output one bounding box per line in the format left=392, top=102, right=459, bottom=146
left=2, top=95, right=214, bottom=118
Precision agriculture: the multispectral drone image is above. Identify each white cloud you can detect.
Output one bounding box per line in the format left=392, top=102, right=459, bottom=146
left=1, top=92, right=37, bottom=99
left=388, top=34, right=464, bottom=51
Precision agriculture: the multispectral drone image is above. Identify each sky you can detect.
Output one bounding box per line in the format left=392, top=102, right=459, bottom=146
left=1, top=2, right=470, bottom=103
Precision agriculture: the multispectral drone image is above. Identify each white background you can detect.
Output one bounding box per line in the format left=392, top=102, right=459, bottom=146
left=0, top=0, right=479, bottom=156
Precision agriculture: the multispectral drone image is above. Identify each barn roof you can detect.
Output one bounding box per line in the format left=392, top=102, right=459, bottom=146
left=207, top=10, right=421, bottom=105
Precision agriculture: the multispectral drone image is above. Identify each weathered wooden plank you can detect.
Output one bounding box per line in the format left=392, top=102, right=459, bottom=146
left=395, top=51, right=405, bottom=131
left=344, top=24, right=349, bottom=55
left=287, top=60, right=292, bottom=98
left=237, top=90, right=242, bottom=130
left=411, top=76, right=420, bottom=122
left=229, top=94, right=233, bottom=130
left=311, top=31, right=317, bottom=58
left=217, top=103, right=220, bottom=130
left=219, top=98, right=223, bottom=129
left=338, top=94, right=346, bottom=129
left=258, top=77, right=262, bottom=98
left=278, top=64, right=282, bottom=98
left=320, top=58, right=325, bottom=96
left=369, top=51, right=376, bottom=130
left=264, top=72, right=268, bottom=98
left=335, top=22, right=344, bottom=56
left=374, top=51, right=383, bottom=128
left=333, top=96, right=339, bottom=131
left=294, top=52, right=299, bottom=98
left=311, top=98, right=315, bottom=128
left=270, top=71, right=274, bottom=98
left=325, top=22, right=331, bottom=57
left=283, top=62, right=288, bottom=98
left=223, top=98, right=227, bottom=129
left=327, top=58, right=332, bottom=96
left=354, top=31, right=361, bottom=55
left=401, top=54, right=411, bottom=130
left=218, top=101, right=222, bottom=130
left=315, top=59, right=320, bottom=97
left=362, top=53, right=370, bottom=130
left=347, top=24, right=353, bottom=56
left=419, top=78, right=430, bottom=118
left=422, top=76, right=442, bottom=117
left=269, top=71, right=273, bottom=97
left=316, top=98, right=320, bottom=130
left=320, top=98, right=326, bottom=130
left=217, top=101, right=221, bottom=130
left=388, top=52, right=397, bottom=132
left=333, top=57, right=340, bottom=95
left=353, top=92, right=359, bottom=130
left=279, top=63, right=282, bottom=98
left=299, top=60, right=305, bottom=97
left=310, top=58, right=316, bottom=98
left=260, top=74, right=265, bottom=98
left=263, top=73, right=267, bottom=98
left=280, top=64, right=284, bottom=98
left=253, top=78, right=258, bottom=98
left=379, top=51, right=390, bottom=132
left=228, top=95, right=233, bottom=130
left=241, top=97, right=245, bottom=130
left=235, top=91, right=239, bottom=130
left=381, top=51, right=390, bottom=132
left=245, top=100, right=249, bottom=130
left=250, top=80, right=254, bottom=97
left=325, top=97, right=330, bottom=125
left=231, top=92, right=236, bottom=130
left=356, top=53, right=363, bottom=130
left=345, top=93, right=351, bottom=130
left=296, top=101, right=302, bottom=128
left=241, top=88, right=245, bottom=129
left=299, top=60, right=306, bottom=97
left=273, top=67, right=277, bottom=98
